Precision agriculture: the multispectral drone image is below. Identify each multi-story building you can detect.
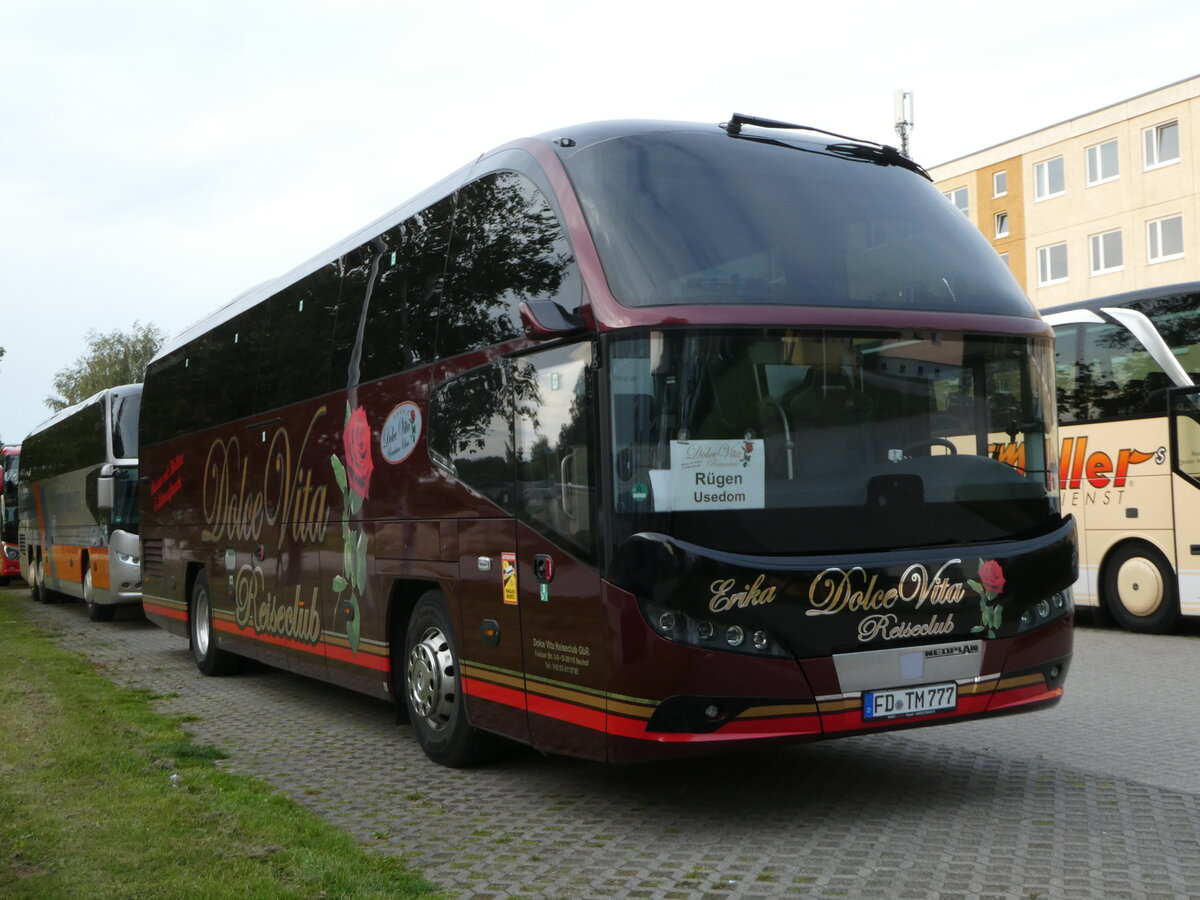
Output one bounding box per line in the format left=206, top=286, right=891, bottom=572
left=929, top=75, right=1200, bottom=309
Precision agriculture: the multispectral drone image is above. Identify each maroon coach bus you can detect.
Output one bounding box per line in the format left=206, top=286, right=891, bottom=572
left=140, top=115, right=1075, bottom=766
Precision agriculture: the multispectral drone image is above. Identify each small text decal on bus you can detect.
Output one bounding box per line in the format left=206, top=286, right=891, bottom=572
left=381, top=401, right=422, bottom=464
left=151, top=453, right=184, bottom=512
left=708, top=574, right=778, bottom=612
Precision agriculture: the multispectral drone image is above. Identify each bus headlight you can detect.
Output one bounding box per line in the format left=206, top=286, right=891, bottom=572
left=1017, top=590, right=1073, bottom=633
left=115, top=551, right=140, bottom=566
left=3, top=546, right=17, bottom=561
left=642, top=601, right=790, bottom=658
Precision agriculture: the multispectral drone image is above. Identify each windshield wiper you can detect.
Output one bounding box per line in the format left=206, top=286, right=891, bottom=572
left=720, top=112, right=930, bottom=180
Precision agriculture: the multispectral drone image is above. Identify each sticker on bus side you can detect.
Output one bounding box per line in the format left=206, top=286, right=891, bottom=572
left=380, top=402, right=422, bottom=464
left=502, top=552, right=518, bottom=605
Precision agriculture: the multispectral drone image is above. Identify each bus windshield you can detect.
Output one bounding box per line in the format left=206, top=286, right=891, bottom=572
left=566, top=132, right=1032, bottom=315
left=607, top=329, right=1058, bottom=558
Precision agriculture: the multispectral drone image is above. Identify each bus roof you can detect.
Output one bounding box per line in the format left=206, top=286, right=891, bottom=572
left=153, top=117, right=934, bottom=363
left=23, top=384, right=142, bottom=442
left=1042, top=281, right=1200, bottom=316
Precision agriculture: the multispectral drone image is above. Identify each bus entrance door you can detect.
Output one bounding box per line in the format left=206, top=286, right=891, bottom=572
left=514, top=342, right=607, bottom=761
left=1169, top=387, right=1200, bottom=616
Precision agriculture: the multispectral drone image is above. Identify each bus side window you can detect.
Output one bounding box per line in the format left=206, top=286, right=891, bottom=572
left=259, top=262, right=340, bottom=412
left=194, top=304, right=267, bottom=430
left=440, top=171, right=581, bottom=359
left=514, top=343, right=596, bottom=561
left=356, top=198, right=455, bottom=384
left=428, top=362, right=515, bottom=513
left=1052, top=324, right=1083, bottom=424
left=1079, top=321, right=1167, bottom=419
left=142, top=349, right=188, bottom=444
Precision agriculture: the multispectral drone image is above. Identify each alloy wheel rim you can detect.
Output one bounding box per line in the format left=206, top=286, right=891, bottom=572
left=407, top=626, right=456, bottom=731
left=194, top=588, right=211, bottom=655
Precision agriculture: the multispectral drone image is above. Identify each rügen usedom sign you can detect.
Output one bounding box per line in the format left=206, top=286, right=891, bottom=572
left=669, top=439, right=765, bottom=511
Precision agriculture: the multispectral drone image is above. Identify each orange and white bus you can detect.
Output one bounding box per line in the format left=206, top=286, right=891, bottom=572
left=140, top=115, right=1076, bottom=766
left=18, top=386, right=143, bottom=619
left=2, top=445, right=20, bottom=583
left=1043, top=282, right=1200, bottom=632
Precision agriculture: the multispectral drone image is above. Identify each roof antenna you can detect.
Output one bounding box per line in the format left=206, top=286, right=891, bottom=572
left=894, top=90, right=914, bottom=158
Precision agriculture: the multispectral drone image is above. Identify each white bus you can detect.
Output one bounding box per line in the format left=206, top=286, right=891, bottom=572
left=18, top=385, right=143, bottom=620
left=1043, top=282, right=1200, bottom=632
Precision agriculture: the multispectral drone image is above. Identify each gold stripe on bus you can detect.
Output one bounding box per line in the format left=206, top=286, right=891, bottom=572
left=817, top=697, right=863, bottom=713
left=958, top=675, right=1000, bottom=696
left=995, top=673, right=1046, bottom=691
left=606, top=698, right=657, bottom=720
left=528, top=680, right=609, bottom=713
left=143, top=594, right=187, bottom=611
left=735, top=703, right=819, bottom=720
left=462, top=664, right=526, bottom=691
left=323, top=634, right=389, bottom=657
left=462, top=660, right=658, bottom=719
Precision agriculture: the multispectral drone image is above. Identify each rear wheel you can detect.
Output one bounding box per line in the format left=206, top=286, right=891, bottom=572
left=32, top=558, right=45, bottom=603
left=1103, top=541, right=1179, bottom=634
left=84, top=568, right=115, bottom=622
left=402, top=590, right=499, bottom=767
left=190, top=570, right=237, bottom=675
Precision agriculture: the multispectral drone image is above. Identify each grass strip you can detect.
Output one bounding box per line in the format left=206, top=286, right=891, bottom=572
left=0, top=588, right=443, bottom=899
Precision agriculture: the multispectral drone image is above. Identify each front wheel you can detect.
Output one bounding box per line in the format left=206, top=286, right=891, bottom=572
left=402, top=590, right=499, bottom=767
left=1103, top=542, right=1179, bottom=634
left=31, top=558, right=44, bottom=603
left=85, top=568, right=115, bottom=622
left=190, top=570, right=238, bottom=675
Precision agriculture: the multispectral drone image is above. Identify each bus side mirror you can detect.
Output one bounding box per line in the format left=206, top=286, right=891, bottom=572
left=520, top=301, right=585, bottom=341
left=97, top=464, right=115, bottom=510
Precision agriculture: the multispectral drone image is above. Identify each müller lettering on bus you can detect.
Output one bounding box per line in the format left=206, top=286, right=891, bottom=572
left=132, top=113, right=1076, bottom=767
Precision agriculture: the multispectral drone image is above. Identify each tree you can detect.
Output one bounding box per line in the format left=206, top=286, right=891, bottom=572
left=45, top=321, right=166, bottom=412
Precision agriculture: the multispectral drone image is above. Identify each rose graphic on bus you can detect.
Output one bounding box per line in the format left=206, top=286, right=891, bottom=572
left=967, top=558, right=1006, bottom=638
left=330, top=402, right=373, bottom=653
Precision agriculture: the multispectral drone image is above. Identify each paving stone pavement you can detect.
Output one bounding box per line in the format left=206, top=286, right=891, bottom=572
left=8, top=589, right=1200, bottom=900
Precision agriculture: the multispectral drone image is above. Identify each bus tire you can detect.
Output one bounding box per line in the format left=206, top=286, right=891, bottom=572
left=1102, top=541, right=1179, bottom=634
left=190, top=570, right=238, bottom=676
left=31, top=558, right=45, bottom=603
left=402, top=590, right=499, bottom=767
left=84, top=568, right=114, bottom=622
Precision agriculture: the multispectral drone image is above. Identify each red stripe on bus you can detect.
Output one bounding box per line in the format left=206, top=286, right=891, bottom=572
left=212, top=619, right=389, bottom=670
left=142, top=601, right=187, bottom=622
left=987, top=683, right=1061, bottom=712
left=464, top=675, right=826, bottom=744
left=527, top=691, right=607, bottom=732
left=323, top=642, right=390, bottom=671
left=463, top=676, right=528, bottom=711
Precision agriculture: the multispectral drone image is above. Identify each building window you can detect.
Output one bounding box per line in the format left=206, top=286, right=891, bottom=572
left=1086, top=139, right=1119, bottom=185
left=1034, top=157, right=1065, bottom=201
left=943, top=187, right=969, bottom=217
left=1089, top=229, right=1124, bottom=274
left=1147, top=215, right=1184, bottom=262
left=994, top=211, right=1009, bottom=239
left=993, top=171, right=1007, bottom=197
left=1038, top=242, right=1068, bottom=285
left=1143, top=120, right=1180, bottom=169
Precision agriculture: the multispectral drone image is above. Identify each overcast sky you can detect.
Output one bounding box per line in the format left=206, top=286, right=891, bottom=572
left=2, top=0, right=1198, bottom=443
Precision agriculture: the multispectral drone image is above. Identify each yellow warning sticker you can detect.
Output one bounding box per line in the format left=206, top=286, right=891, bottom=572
left=502, top=552, right=518, bottom=605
